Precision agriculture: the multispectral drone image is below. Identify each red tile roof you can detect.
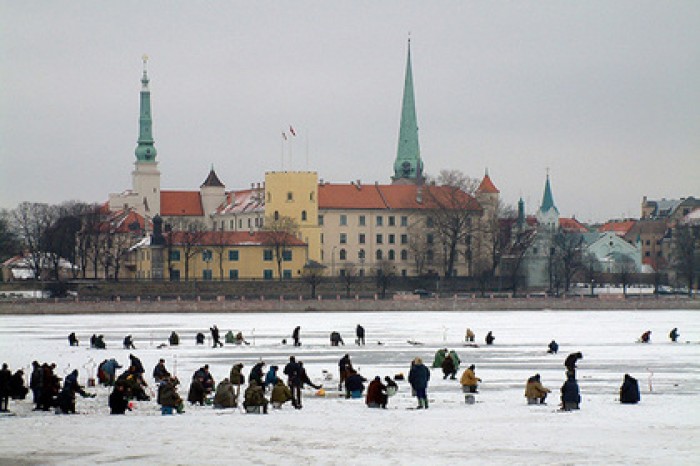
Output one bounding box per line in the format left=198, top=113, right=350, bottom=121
left=168, top=230, right=306, bottom=246
left=477, top=174, right=500, bottom=194
left=161, top=191, right=203, bottom=216
left=598, top=220, right=636, bottom=236
left=318, top=183, right=481, bottom=211
left=559, top=217, right=588, bottom=232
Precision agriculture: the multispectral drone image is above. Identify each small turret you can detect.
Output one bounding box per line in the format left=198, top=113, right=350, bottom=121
left=200, top=166, right=227, bottom=216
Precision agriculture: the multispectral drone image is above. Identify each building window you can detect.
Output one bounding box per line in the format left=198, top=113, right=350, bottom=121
left=645, top=251, right=650, bottom=257
left=388, top=234, right=395, bottom=244
left=228, top=250, right=239, bottom=261
left=339, top=249, right=347, bottom=260
left=340, top=233, right=347, bottom=244
left=358, top=249, right=365, bottom=260
left=401, top=216, right=408, bottom=227
left=359, top=215, right=366, bottom=226
left=340, top=214, right=347, bottom=226
left=376, top=234, right=383, bottom=244
left=310, top=191, right=315, bottom=201
left=359, top=233, right=366, bottom=244
left=170, top=250, right=181, bottom=261
left=282, top=250, right=292, bottom=261
left=170, top=269, right=180, bottom=281
left=427, top=233, right=434, bottom=245
left=321, top=233, right=324, bottom=244
left=264, top=269, right=273, bottom=280
left=238, top=219, right=243, bottom=229
left=401, top=269, right=407, bottom=277
left=426, top=217, right=434, bottom=228
left=376, top=216, right=383, bottom=227
left=388, top=250, right=395, bottom=261
left=388, top=216, right=395, bottom=226
left=287, top=192, right=293, bottom=201
left=202, top=269, right=213, bottom=280
left=283, top=269, right=292, bottom=279
left=202, top=250, right=213, bottom=262
left=263, top=249, right=273, bottom=261
left=301, top=210, right=307, bottom=221
left=229, top=269, right=239, bottom=280
left=401, top=249, right=408, bottom=261
left=274, top=211, right=280, bottom=221
left=401, top=234, right=408, bottom=245
left=359, top=269, right=365, bottom=277
left=376, top=249, right=383, bottom=260
left=427, top=249, right=434, bottom=263
left=318, top=215, right=324, bottom=226
left=339, top=269, right=346, bottom=277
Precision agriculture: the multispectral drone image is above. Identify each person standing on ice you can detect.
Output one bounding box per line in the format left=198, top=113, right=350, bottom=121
left=210, top=325, right=223, bottom=347
left=560, top=372, right=580, bottom=411
left=283, top=356, right=303, bottom=409
left=356, top=324, right=366, bottom=345
left=465, top=328, right=475, bottom=342
left=619, top=374, right=640, bottom=404
left=669, top=328, right=679, bottom=342
left=292, top=326, right=301, bottom=346
left=0, top=363, right=11, bottom=412
left=485, top=331, right=495, bottom=345
left=564, top=352, right=583, bottom=377
left=338, top=354, right=353, bottom=390
left=408, top=357, right=431, bottom=409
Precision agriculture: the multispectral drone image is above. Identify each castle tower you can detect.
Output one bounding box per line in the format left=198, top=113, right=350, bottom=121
left=536, top=173, right=559, bottom=230
left=392, top=38, right=424, bottom=185
left=200, top=166, right=226, bottom=217
left=132, top=55, right=161, bottom=217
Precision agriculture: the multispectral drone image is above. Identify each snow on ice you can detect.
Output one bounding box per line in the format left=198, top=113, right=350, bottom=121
left=0, top=309, right=699, bottom=465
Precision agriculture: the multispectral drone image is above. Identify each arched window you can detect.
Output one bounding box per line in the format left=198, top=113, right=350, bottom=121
left=358, top=249, right=365, bottom=260
left=401, top=249, right=408, bottom=261
left=376, top=249, right=383, bottom=261
left=339, top=249, right=347, bottom=261
left=388, top=250, right=395, bottom=261
left=301, top=210, right=307, bottom=221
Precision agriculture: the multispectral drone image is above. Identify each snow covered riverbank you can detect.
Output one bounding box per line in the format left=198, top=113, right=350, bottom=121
left=1, top=310, right=699, bottom=465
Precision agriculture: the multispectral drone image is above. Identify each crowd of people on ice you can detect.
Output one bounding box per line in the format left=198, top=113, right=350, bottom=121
left=0, top=324, right=677, bottom=415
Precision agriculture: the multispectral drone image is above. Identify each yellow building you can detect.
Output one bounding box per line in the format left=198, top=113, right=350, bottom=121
left=264, top=171, right=321, bottom=263
left=136, top=230, right=308, bottom=280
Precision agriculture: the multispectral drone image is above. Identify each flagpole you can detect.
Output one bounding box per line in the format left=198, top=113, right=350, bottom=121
left=281, top=132, right=285, bottom=170
left=289, top=133, right=293, bottom=170
left=305, top=128, right=309, bottom=170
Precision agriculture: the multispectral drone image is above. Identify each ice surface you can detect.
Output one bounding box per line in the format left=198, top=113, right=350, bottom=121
left=0, top=309, right=698, bottom=465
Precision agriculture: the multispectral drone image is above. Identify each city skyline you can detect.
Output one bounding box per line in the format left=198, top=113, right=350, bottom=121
left=1, top=1, right=699, bottom=222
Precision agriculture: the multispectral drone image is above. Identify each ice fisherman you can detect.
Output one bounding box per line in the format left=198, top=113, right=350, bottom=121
left=619, top=374, right=640, bottom=404
left=408, top=357, right=431, bottom=409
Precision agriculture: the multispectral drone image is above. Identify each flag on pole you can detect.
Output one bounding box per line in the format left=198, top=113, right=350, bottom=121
left=282, top=132, right=287, bottom=140
left=289, top=125, right=297, bottom=137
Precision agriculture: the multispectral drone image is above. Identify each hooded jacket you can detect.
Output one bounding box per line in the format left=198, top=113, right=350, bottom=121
left=619, top=374, right=640, bottom=404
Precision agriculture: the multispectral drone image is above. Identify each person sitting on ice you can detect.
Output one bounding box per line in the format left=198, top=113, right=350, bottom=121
left=9, top=369, right=28, bottom=400
left=330, top=331, right=344, bottom=346
left=152, top=359, right=171, bottom=384
left=344, top=369, right=367, bottom=398
left=235, top=331, right=249, bottom=345
left=524, top=374, right=551, bottom=405
left=224, top=330, right=236, bottom=344
left=168, top=331, right=179, bottom=346
left=366, top=376, right=388, bottom=408
left=188, top=375, right=207, bottom=406
left=432, top=348, right=447, bottom=368
left=384, top=376, right=399, bottom=397
left=441, top=353, right=457, bottom=380
left=68, top=332, right=79, bottom=346
left=194, top=365, right=215, bottom=394
left=485, top=331, right=495, bottom=345
left=243, top=380, right=268, bottom=414
left=213, top=378, right=236, bottom=408
left=619, top=374, right=640, bottom=404
left=159, top=376, right=185, bottom=413
left=560, top=373, right=580, bottom=411
left=270, top=378, right=293, bottom=409
left=123, top=335, right=136, bottom=350
left=548, top=340, right=559, bottom=354
left=195, top=332, right=205, bottom=345
left=669, top=328, right=679, bottom=343
left=94, top=335, right=106, bottom=349
left=465, top=328, right=475, bottom=342
left=109, top=383, right=130, bottom=415
left=264, top=365, right=279, bottom=390
left=639, top=331, right=651, bottom=343
left=460, top=364, right=481, bottom=393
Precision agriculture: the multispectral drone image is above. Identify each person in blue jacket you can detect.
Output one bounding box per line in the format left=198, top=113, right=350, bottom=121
left=408, top=357, right=431, bottom=409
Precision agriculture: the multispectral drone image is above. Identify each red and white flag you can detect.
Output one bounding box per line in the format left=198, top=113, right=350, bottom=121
left=289, top=125, right=297, bottom=137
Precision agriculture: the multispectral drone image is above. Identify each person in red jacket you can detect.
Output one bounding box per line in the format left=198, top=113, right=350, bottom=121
left=366, top=376, right=388, bottom=408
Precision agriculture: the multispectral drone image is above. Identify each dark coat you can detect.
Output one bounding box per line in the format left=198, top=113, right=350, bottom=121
left=408, top=363, right=430, bottom=390
left=250, top=363, right=265, bottom=385
left=564, top=352, right=583, bottom=371
left=441, top=356, right=456, bottom=376
left=620, top=375, right=640, bottom=404
left=0, top=367, right=11, bottom=395
left=345, top=373, right=367, bottom=392
left=129, top=355, right=145, bottom=375
left=283, top=361, right=301, bottom=387
left=187, top=378, right=206, bottom=404
left=229, top=364, right=245, bottom=385
left=109, top=387, right=129, bottom=414
left=159, top=379, right=182, bottom=408
left=366, top=378, right=387, bottom=406
left=560, top=377, right=581, bottom=404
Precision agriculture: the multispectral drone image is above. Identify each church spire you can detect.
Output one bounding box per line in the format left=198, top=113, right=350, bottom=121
left=539, top=172, right=558, bottom=215
left=135, top=55, right=157, bottom=163
left=392, top=37, right=423, bottom=184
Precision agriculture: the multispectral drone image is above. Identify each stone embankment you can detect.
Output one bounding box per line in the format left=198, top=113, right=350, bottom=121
left=0, top=295, right=698, bottom=314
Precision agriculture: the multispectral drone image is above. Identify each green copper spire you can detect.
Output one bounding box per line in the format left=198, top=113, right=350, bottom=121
left=393, top=38, right=423, bottom=182
left=539, top=173, right=559, bottom=214
left=135, top=55, right=157, bottom=163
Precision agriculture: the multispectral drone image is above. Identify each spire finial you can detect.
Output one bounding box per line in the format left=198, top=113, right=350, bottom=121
left=485, top=167, right=489, bottom=176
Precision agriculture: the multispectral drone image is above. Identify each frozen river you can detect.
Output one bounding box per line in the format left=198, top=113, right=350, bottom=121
left=0, top=309, right=699, bottom=465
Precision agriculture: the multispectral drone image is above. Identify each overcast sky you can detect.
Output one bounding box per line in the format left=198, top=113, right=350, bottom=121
left=1, top=1, right=698, bottom=222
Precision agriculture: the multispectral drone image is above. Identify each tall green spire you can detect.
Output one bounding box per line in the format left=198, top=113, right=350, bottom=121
left=135, top=55, right=157, bottom=163
left=539, top=173, right=559, bottom=215
left=393, top=38, right=423, bottom=183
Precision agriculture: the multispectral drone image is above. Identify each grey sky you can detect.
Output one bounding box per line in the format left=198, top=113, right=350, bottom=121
left=1, top=1, right=698, bottom=222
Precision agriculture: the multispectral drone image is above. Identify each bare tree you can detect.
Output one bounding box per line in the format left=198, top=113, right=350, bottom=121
left=407, top=217, right=430, bottom=275
left=339, top=263, right=358, bottom=298
left=375, top=260, right=396, bottom=299
left=210, top=229, right=228, bottom=281
left=262, top=215, right=299, bottom=281
left=179, top=221, right=207, bottom=281
left=11, top=202, right=56, bottom=280
left=302, top=260, right=326, bottom=299
left=616, top=256, right=637, bottom=298
left=422, top=170, right=480, bottom=278
left=671, top=222, right=700, bottom=295
left=0, top=209, right=21, bottom=263
left=500, top=228, right=536, bottom=295
left=551, top=231, right=585, bottom=293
